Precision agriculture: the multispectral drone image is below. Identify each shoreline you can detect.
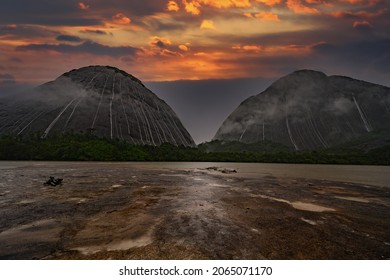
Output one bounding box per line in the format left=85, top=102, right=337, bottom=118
left=1, top=161, right=390, bottom=188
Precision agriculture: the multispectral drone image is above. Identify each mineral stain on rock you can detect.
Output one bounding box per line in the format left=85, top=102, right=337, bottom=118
left=214, top=70, right=390, bottom=150
left=0, top=66, right=195, bottom=147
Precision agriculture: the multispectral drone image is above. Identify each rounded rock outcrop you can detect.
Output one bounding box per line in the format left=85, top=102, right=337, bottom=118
left=0, top=66, right=195, bottom=147
left=214, top=70, right=390, bottom=150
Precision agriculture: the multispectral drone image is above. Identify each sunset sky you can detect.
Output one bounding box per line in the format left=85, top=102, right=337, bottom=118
left=1, top=0, right=389, bottom=142
left=1, top=0, right=389, bottom=85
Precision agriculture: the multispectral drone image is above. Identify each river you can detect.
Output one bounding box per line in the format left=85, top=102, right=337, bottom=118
left=1, top=161, right=389, bottom=187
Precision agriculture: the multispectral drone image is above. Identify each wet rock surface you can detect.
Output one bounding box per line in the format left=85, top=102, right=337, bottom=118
left=0, top=162, right=389, bottom=260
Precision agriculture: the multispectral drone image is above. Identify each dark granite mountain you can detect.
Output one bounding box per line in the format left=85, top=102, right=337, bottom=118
left=214, top=70, right=390, bottom=150
left=0, top=66, right=195, bottom=147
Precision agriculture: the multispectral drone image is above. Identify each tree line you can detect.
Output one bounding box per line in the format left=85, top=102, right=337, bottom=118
left=0, top=134, right=389, bottom=165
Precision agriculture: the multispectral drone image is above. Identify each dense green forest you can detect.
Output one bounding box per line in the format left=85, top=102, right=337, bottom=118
left=0, top=134, right=389, bottom=165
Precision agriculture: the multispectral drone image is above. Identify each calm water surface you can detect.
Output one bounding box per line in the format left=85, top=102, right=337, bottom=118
left=1, top=161, right=389, bottom=188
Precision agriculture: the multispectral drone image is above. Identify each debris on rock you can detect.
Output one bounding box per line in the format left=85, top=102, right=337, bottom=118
left=204, top=167, right=238, bottom=174
left=44, top=177, right=63, bottom=186
left=221, top=168, right=237, bottom=174
left=206, top=167, right=219, bottom=171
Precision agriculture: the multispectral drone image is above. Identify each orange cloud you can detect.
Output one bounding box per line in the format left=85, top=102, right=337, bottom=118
left=255, top=0, right=281, bottom=6
left=167, top=1, right=180, bottom=11
left=286, top=0, right=320, bottom=14
left=179, top=0, right=338, bottom=16
left=134, top=51, right=230, bottom=81
left=194, top=52, right=207, bottom=56
left=233, top=43, right=311, bottom=54
left=179, top=44, right=190, bottom=51
left=244, top=11, right=280, bottom=21
left=78, top=2, right=90, bottom=10
left=200, top=19, right=216, bottom=29
left=233, top=44, right=263, bottom=52
left=255, top=12, right=280, bottom=21
left=181, top=0, right=252, bottom=15
left=139, top=48, right=180, bottom=59
left=112, top=13, right=131, bottom=25
left=183, top=0, right=201, bottom=15
left=160, top=49, right=182, bottom=56
left=178, top=0, right=355, bottom=16
left=199, top=0, right=251, bottom=8
left=149, top=36, right=172, bottom=48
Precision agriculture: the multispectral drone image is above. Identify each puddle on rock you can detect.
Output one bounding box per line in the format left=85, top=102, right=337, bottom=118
left=290, top=201, right=335, bottom=212
left=255, top=194, right=336, bottom=212
left=334, top=196, right=370, bottom=203
left=301, top=218, right=318, bottom=225
left=0, top=219, right=61, bottom=244
left=75, top=231, right=153, bottom=255
left=17, top=199, right=39, bottom=204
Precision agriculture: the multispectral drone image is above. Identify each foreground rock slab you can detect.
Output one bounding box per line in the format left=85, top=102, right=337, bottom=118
left=0, top=162, right=389, bottom=260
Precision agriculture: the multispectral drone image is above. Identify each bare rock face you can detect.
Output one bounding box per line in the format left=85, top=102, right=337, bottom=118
left=214, top=70, right=390, bottom=150
left=0, top=66, right=195, bottom=147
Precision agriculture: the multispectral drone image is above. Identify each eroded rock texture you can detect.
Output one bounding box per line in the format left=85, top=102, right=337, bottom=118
left=214, top=70, right=390, bottom=150
left=0, top=66, right=195, bottom=147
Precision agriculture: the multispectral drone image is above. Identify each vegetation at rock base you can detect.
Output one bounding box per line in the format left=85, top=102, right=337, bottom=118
left=0, top=134, right=389, bottom=165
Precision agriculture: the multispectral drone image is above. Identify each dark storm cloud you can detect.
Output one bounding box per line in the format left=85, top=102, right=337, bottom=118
left=311, top=42, right=335, bottom=52
left=80, top=29, right=110, bottom=36
left=312, top=38, right=390, bottom=72
left=56, top=35, right=83, bottom=42
left=15, top=40, right=139, bottom=58
left=147, top=77, right=274, bottom=144
left=208, top=34, right=390, bottom=87
left=215, top=53, right=314, bottom=75
left=0, top=74, right=15, bottom=79
left=145, top=21, right=188, bottom=32
left=152, top=39, right=170, bottom=49
left=208, top=7, right=389, bottom=49
left=332, top=7, right=388, bottom=20
left=213, top=29, right=345, bottom=48
left=0, top=0, right=101, bottom=26
left=353, top=21, right=373, bottom=33
left=0, top=24, right=57, bottom=39
left=90, top=0, right=167, bottom=18
left=0, top=0, right=170, bottom=27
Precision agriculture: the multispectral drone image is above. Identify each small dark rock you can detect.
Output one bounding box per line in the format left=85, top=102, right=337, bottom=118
left=221, top=168, right=237, bottom=174
left=44, top=177, right=63, bottom=186
left=206, top=167, right=219, bottom=171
